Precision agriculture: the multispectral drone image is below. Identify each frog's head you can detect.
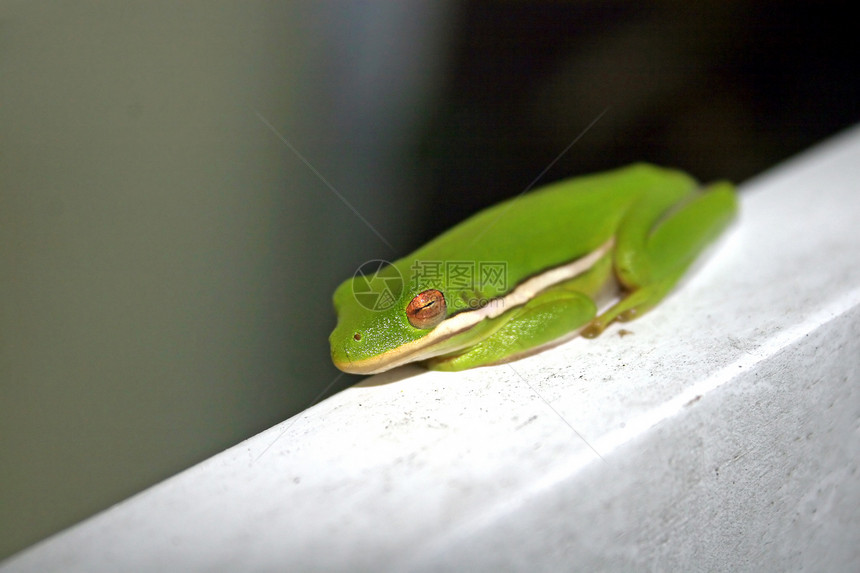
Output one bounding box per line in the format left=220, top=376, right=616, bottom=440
left=329, top=261, right=449, bottom=374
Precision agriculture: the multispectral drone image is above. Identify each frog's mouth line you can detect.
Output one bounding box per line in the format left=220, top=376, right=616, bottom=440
left=334, top=238, right=615, bottom=375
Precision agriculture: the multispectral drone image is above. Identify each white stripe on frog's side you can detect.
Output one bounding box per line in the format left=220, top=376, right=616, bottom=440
left=336, top=238, right=616, bottom=374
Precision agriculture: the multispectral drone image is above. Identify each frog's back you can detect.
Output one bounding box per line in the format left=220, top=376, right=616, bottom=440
left=402, top=164, right=696, bottom=287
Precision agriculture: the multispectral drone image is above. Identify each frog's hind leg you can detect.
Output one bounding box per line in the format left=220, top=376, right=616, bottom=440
left=582, top=180, right=736, bottom=338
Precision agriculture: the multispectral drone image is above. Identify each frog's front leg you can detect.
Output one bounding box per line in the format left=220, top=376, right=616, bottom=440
left=425, top=284, right=598, bottom=371
left=582, top=180, right=737, bottom=338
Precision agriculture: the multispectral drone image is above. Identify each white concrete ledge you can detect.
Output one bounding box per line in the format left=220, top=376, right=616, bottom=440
left=4, top=126, right=860, bottom=572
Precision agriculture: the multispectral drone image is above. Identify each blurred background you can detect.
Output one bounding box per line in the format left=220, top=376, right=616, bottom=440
left=0, top=0, right=856, bottom=559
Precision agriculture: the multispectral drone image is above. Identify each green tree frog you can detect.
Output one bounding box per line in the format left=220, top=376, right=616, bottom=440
left=330, top=163, right=737, bottom=374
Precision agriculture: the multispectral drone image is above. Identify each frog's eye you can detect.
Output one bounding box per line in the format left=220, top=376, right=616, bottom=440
left=406, top=289, right=447, bottom=329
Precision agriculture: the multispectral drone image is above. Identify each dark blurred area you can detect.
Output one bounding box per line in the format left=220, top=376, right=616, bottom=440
left=418, top=1, right=857, bottom=240
left=1, top=0, right=856, bottom=561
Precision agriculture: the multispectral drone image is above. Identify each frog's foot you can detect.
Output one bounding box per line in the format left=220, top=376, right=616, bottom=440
left=581, top=277, right=678, bottom=339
